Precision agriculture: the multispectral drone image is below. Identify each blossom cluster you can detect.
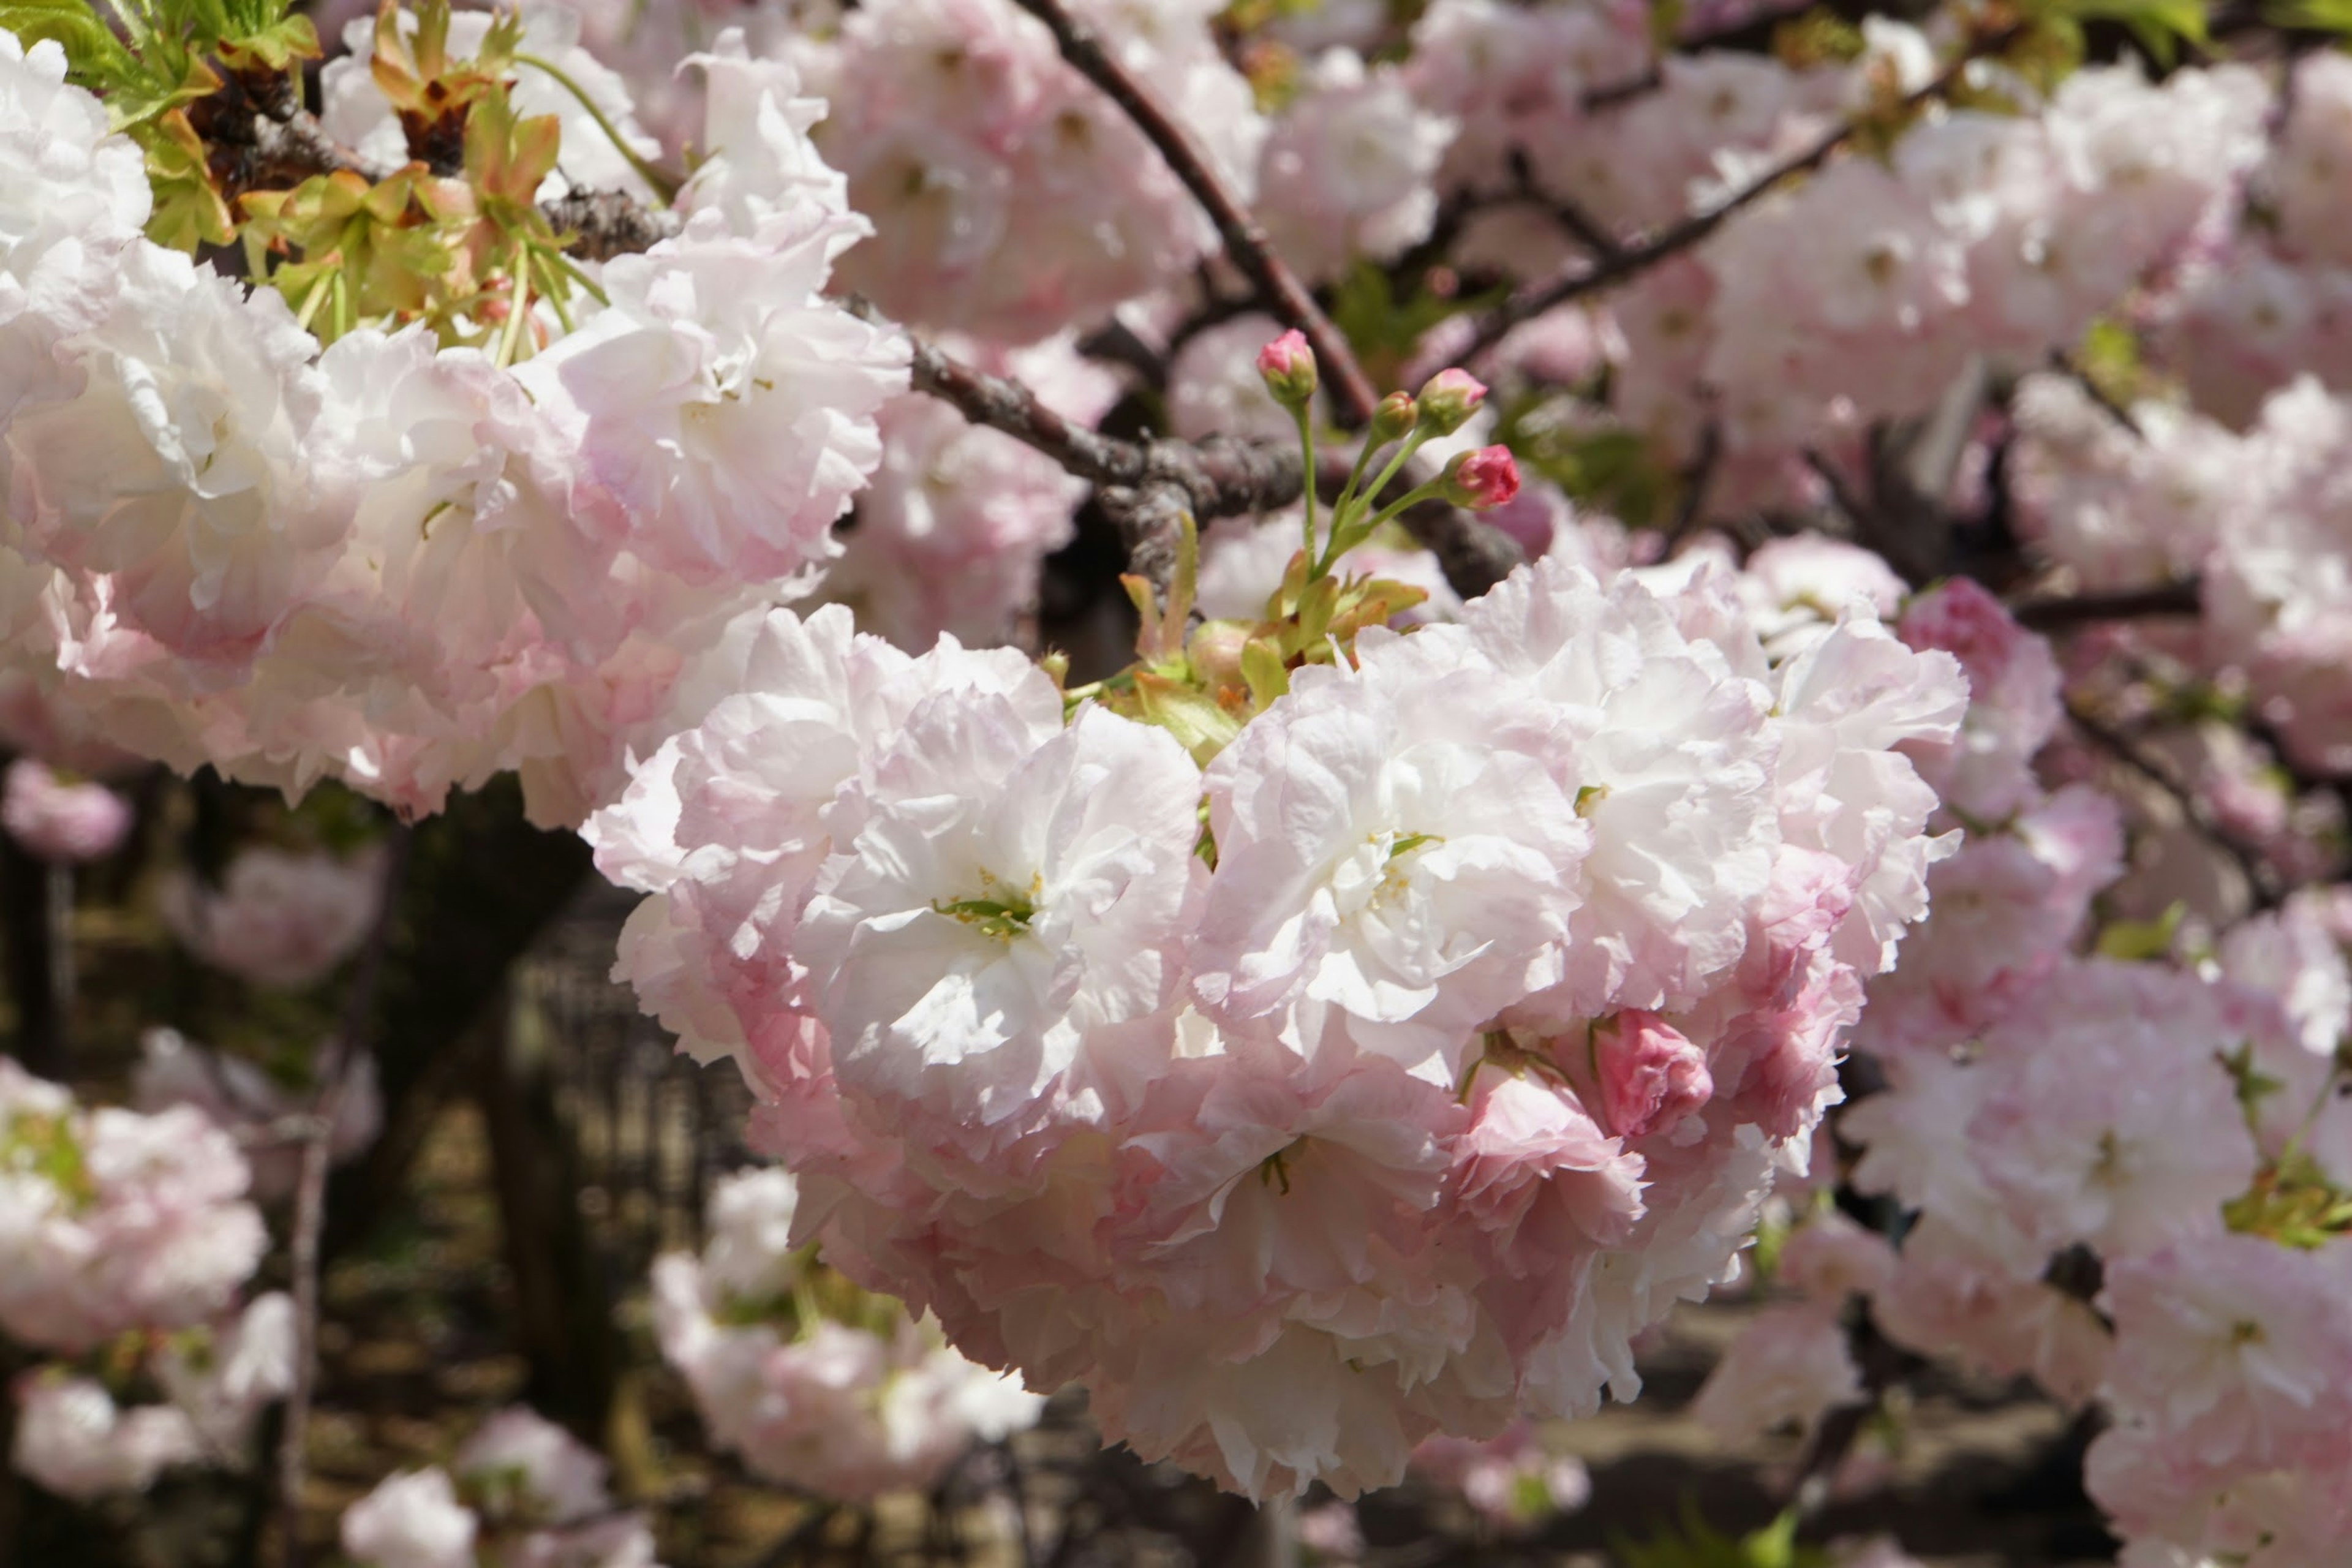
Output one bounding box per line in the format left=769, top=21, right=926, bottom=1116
left=0, top=18, right=904, bottom=827
left=339, top=1406, right=661, bottom=1568
left=590, top=537, right=1966, bottom=1497
left=0, top=1061, right=294, bottom=1502
left=1693, top=579, right=2352, bottom=1565
left=10, top=0, right=2352, bottom=1553
left=650, top=1167, right=1045, bottom=1499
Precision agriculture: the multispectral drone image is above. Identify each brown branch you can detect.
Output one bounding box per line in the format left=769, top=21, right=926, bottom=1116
left=2065, top=698, right=2285, bottom=911
left=1464, top=25, right=2020, bottom=362
left=859, top=300, right=1523, bottom=598
left=1005, top=0, right=1380, bottom=428
left=541, top=187, right=684, bottom=260
left=274, top=823, right=413, bottom=1568
left=227, top=92, right=681, bottom=260
left=2049, top=349, right=2147, bottom=440
left=2010, top=580, right=2203, bottom=630
left=243, top=106, right=396, bottom=187
left=1663, top=418, right=1724, bottom=549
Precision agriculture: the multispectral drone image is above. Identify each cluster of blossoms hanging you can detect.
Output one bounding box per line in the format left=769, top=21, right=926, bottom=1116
left=1652, top=569, right=2352, bottom=1566
left=589, top=339, right=1969, bottom=1497
left=0, top=11, right=903, bottom=827
left=651, top=1167, right=1045, bottom=1499
left=0, top=1061, right=295, bottom=1501
left=338, top=1406, right=661, bottom=1568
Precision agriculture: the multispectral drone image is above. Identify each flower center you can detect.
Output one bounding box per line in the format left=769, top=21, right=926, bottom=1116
left=930, top=869, right=1041, bottom=942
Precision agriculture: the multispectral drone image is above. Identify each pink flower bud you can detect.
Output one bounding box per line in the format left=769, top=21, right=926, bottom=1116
left=1441, top=445, right=1521, bottom=511
left=1370, top=390, right=1419, bottom=445
left=1415, top=368, right=1488, bottom=435
left=1589, top=1011, right=1713, bottom=1140
left=1255, top=330, right=1318, bottom=409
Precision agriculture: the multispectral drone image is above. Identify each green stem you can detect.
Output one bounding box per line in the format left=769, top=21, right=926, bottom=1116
left=1358, top=429, right=1431, bottom=527
left=540, top=245, right=611, bottom=307
left=1295, top=406, right=1319, bottom=567
left=496, top=255, right=534, bottom=368
left=1324, top=427, right=1388, bottom=556
left=1357, top=477, right=1451, bottom=538
left=293, top=267, right=336, bottom=334
left=1319, top=433, right=1433, bottom=576
left=529, top=247, right=575, bottom=336
left=515, top=52, right=683, bottom=205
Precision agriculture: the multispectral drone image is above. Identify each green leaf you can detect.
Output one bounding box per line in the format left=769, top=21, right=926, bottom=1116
left=142, top=108, right=235, bottom=251
left=2268, top=0, right=2352, bottom=26
left=1614, top=1502, right=1833, bottom=1568
left=0, top=0, right=138, bottom=85
left=2032, top=0, right=2209, bottom=65
left=1240, top=637, right=1291, bottom=710
left=1330, top=262, right=1503, bottom=390
left=2094, top=902, right=2186, bottom=961
left=1131, top=673, right=1246, bottom=767
left=216, top=12, right=318, bottom=71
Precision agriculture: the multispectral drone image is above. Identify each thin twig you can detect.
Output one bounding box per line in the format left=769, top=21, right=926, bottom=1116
left=2010, top=580, right=2203, bottom=630
left=1508, top=154, right=1625, bottom=264
left=2049, top=350, right=2147, bottom=440
left=847, top=301, right=1526, bottom=597
left=273, top=823, right=413, bottom=1568
left=1006, top=0, right=1380, bottom=427
left=1664, top=418, right=1724, bottom=549
left=1464, top=26, right=2019, bottom=361
left=1803, top=447, right=1876, bottom=535
left=2065, top=699, right=2285, bottom=911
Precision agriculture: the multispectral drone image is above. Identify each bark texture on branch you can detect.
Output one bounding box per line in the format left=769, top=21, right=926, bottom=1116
left=1005, top=0, right=1382, bottom=428
left=873, top=305, right=1525, bottom=597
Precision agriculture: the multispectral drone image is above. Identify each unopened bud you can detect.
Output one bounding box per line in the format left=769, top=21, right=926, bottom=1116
left=1415, top=368, right=1488, bottom=435
left=1188, top=620, right=1250, bottom=687
left=1440, top=445, right=1521, bottom=511
left=1255, top=330, right=1318, bottom=409
left=1370, top=390, right=1418, bottom=445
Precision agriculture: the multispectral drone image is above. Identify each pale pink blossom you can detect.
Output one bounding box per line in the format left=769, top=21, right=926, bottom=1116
left=1776, top=1207, right=1898, bottom=1306
left=160, top=846, right=380, bottom=990
left=10, top=1376, right=201, bottom=1501
left=1258, top=51, right=1457, bottom=280
left=1411, top=1421, right=1591, bottom=1528
left=1, top=758, right=130, bottom=862
left=817, top=0, right=1265, bottom=339
left=0, top=32, right=153, bottom=420
left=512, top=213, right=907, bottom=590
left=341, top=1468, right=480, bottom=1568
left=1691, top=1304, right=1863, bottom=1446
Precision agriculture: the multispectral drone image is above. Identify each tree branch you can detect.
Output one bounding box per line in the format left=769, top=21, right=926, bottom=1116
left=274, top=823, right=413, bottom=1568
left=228, top=93, right=681, bottom=259
left=864, top=303, right=1523, bottom=597
left=1005, top=0, right=1381, bottom=428
left=1463, top=26, right=2019, bottom=361
left=243, top=105, right=396, bottom=186
left=2010, top=580, right=2203, bottom=630
left=2064, top=698, right=2285, bottom=911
